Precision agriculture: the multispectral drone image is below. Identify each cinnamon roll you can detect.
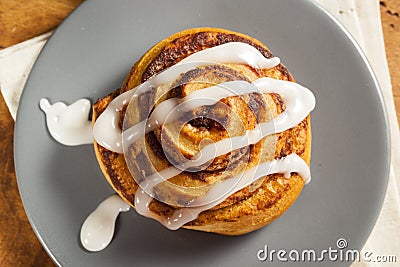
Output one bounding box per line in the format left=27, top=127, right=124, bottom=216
left=92, top=28, right=315, bottom=235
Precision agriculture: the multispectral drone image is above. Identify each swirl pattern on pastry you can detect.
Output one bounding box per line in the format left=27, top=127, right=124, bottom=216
left=92, top=28, right=314, bottom=235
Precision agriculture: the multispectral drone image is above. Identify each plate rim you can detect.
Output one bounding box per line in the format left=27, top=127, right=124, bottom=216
left=13, top=0, right=391, bottom=266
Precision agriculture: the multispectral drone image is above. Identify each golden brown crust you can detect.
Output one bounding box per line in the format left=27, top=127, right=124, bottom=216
left=120, top=28, right=292, bottom=93
left=93, top=28, right=311, bottom=235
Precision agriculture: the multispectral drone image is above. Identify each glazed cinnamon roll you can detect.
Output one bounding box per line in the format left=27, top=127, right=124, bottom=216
left=92, top=28, right=315, bottom=235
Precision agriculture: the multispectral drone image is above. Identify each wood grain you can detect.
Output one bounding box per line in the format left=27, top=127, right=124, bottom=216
left=0, top=1, right=398, bottom=266
left=380, top=0, right=400, bottom=125
left=0, top=0, right=83, bottom=48
left=0, top=2, right=83, bottom=266
left=0, top=94, right=54, bottom=266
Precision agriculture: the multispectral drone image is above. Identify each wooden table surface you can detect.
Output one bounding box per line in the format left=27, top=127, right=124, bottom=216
left=0, top=1, right=399, bottom=266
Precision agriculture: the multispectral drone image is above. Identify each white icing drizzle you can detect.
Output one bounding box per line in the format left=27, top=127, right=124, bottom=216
left=91, top=42, right=315, bottom=231
left=40, top=98, right=93, bottom=146
left=93, top=90, right=136, bottom=153
left=123, top=80, right=259, bottom=144
left=133, top=77, right=315, bottom=191
left=93, top=42, right=280, bottom=153
left=80, top=194, right=130, bottom=252
left=39, top=42, right=316, bottom=238
left=178, top=42, right=280, bottom=69
left=135, top=153, right=310, bottom=230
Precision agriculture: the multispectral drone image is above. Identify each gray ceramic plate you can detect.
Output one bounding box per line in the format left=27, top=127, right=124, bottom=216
left=15, top=0, right=390, bottom=266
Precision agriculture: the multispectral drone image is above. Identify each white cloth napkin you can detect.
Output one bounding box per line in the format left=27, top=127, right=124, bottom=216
left=0, top=1, right=399, bottom=266
left=0, top=31, right=52, bottom=120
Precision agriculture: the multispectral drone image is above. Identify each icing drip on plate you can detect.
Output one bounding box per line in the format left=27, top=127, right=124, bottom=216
left=40, top=98, right=93, bottom=146
left=80, top=195, right=130, bottom=252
